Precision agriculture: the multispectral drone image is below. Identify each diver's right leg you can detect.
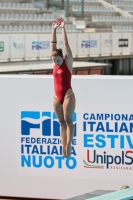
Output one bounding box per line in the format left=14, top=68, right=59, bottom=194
left=63, top=93, right=76, bottom=158
left=53, top=96, right=67, bottom=157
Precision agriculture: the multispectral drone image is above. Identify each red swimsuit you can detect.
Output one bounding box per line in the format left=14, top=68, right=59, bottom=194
left=53, top=61, right=72, bottom=104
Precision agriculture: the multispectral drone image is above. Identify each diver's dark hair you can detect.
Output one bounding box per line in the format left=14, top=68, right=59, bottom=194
left=52, top=48, right=63, bottom=58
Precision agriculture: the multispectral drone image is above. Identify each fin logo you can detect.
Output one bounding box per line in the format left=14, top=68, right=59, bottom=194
left=21, top=111, right=77, bottom=137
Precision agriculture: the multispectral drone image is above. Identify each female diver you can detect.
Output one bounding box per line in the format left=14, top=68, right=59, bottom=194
left=51, top=18, right=76, bottom=158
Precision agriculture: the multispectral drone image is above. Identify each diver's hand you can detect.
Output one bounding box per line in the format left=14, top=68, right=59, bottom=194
left=52, top=18, right=60, bottom=29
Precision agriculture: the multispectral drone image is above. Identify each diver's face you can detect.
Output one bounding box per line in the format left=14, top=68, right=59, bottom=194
left=52, top=56, right=63, bottom=66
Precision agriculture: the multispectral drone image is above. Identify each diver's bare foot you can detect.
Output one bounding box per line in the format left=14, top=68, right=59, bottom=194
left=66, top=143, right=72, bottom=158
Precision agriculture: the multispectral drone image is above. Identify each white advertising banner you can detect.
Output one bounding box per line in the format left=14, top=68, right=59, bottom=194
left=0, top=35, right=10, bottom=61
left=121, top=33, right=132, bottom=55
left=0, top=33, right=133, bottom=61
left=112, top=33, right=122, bottom=55
left=0, top=75, right=133, bottom=199
left=10, top=35, right=25, bottom=60
left=101, top=33, right=112, bottom=55
left=38, top=34, right=51, bottom=59
left=89, top=33, right=100, bottom=56
left=77, top=33, right=89, bottom=57
left=25, top=34, right=39, bottom=59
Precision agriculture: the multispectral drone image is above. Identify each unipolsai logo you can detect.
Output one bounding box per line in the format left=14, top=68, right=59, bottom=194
left=0, top=42, right=4, bottom=52
left=20, top=111, right=77, bottom=169
left=83, top=149, right=133, bottom=170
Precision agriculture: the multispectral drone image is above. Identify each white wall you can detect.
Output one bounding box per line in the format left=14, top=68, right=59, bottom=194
left=0, top=75, right=133, bottom=199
